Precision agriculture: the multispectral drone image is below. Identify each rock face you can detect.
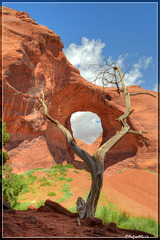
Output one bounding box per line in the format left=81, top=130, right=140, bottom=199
left=8, top=136, right=56, bottom=173
left=2, top=7, right=157, bottom=174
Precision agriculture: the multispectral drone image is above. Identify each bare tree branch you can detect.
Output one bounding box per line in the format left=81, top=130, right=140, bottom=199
left=93, top=126, right=130, bottom=164
left=128, top=130, right=149, bottom=140
left=93, top=66, right=131, bottom=163
left=130, top=92, right=156, bottom=98
left=92, top=66, right=152, bottom=164
left=38, top=89, right=96, bottom=172
left=36, top=64, right=154, bottom=219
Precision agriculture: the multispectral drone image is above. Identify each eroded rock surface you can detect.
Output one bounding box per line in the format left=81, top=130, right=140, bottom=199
left=3, top=7, right=157, bottom=174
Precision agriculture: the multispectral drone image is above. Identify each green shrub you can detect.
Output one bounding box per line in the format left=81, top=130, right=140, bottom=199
left=59, top=170, right=67, bottom=176
left=47, top=191, right=56, bottom=196
left=0, top=119, right=9, bottom=165
left=51, top=170, right=59, bottom=177
left=118, top=168, right=127, bottom=174
left=73, top=170, right=79, bottom=174
left=26, top=174, right=37, bottom=185
left=40, top=169, right=53, bottom=173
left=95, top=204, right=158, bottom=236
left=57, top=176, right=66, bottom=181
left=54, top=164, right=68, bottom=176
left=40, top=181, right=52, bottom=187
left=81, top=168, right=87, bottom=172
left=22, top=169, right=35, bottom=176
left=34, top=168, right=43, bottom=171
left=68, top=205, right=77, bottom=213
left=14, top=201, right=33, bottom=210
left=66, top=163, right=75, bottom=169
left=47, top=174, right=52, bottom=178
left=38, top=177, right=47, bottom=182
left=145, top=169, right=157, bottom=174
left=56, top=183, right=73, bottom=203
left=66, top=177, right=73, bottom=182
left=3, top=165, right=29, bottom=208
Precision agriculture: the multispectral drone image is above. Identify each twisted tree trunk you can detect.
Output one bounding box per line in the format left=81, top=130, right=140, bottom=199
left=38, top=66, right=152, bottom=218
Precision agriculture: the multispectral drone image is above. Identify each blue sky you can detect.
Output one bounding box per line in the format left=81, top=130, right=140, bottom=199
left=2, top=2, right=158, bottom=144
left=3, top=2, right=157, bottom=91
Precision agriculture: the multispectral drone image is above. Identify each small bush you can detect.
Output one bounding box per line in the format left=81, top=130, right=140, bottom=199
left=14, top=201, right=33, bottom=210
left=145, top=169, right=157, bottom=174
left=59, top=170, right=67, bottom=176
left=66, top=177, right=73, bottom=182
left=47, top=174, right=52, bottom=178
left=54, top=163, right=64, bottom=170
left=57, top=176, right=66, bottom=181
left=66, top=163, right=75, bottom=169
left=22, top=169, right=35, bottom=176
left=73, top=170, right=79, bottom=174
left=47, top=191, right=56, bottom=196
left=95, top=204, right=158, bottom=236
left=3, top=165, right=29, bottom=208
left=68, top=205, right=77, bottom=213
left=0, top=120, right=9, bottom=164
left=118, top=168, right=127, bottom=174
left=40, top=181, right=52, bottom=187
left=38, top=177, right=47, bottom=182
left=34, top=168, right=43, bottom=171
left=81, top=168, right=87, bottom=172
left=56, top=183, right=73, bottom=203
left=51, top=170, right=58, bottom=177
left=26, top=174, right=37, bottom=185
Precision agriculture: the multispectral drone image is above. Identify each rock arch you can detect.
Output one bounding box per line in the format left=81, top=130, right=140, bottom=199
left=45, top=81, right=138, bottom=171
left=3, top=7, right=157, bottom=174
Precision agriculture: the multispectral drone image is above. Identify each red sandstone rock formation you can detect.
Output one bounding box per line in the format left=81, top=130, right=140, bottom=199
left=2, top=7, right=157, bottom=174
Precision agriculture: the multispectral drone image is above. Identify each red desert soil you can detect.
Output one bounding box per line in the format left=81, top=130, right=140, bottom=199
left=3, top=169, right=157, bottom=238
left=3, top=209, right=154, bottom=238
left=102, top=169, right=157, bottom=220
left=67, top=168, right=157, bottom=220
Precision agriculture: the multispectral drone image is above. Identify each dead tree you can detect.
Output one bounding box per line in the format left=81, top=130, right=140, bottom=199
left=37, top=65, right=155, bottom=219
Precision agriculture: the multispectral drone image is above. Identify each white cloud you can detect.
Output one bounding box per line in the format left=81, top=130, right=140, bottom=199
left=64, top=37, right=105, bottom=82
left=64, top=37, right=105, bottom=67
left=106, top=55, right=153, bottom=87
left=70, top=111, right=102, bottom=145
left=153, top=82, right=158, bottom=92
left=133, top=56, right=153, bottom=69
left=64, top=37, right=152, bottom=88
left=124, top=68, right=143, bottom=86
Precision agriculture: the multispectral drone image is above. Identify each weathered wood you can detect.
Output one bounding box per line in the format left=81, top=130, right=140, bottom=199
left=37, top=66, right=153, bottom=219
left=45, top=199, right=78, bottom=218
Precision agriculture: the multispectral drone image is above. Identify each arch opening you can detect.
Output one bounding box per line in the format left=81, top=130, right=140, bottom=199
left=70, top=111, right=103, bottom=145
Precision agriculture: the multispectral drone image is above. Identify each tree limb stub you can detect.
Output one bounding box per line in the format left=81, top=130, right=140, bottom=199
left=128, top=130, right=149, bottom=140
left=130, top=92, right=156, bottom=98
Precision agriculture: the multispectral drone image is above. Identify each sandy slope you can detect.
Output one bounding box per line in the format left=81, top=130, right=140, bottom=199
left=53, top=168, right=157, bottom=220
left=102, top=169, right=157, bottom=220
left=3, top=168, right=157, bottom=238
